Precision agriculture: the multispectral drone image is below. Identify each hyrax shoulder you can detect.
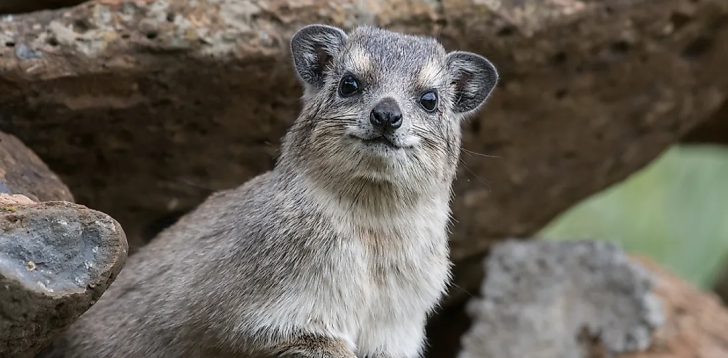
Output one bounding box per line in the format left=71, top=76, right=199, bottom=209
left=38, top=24, right=498, bottom=358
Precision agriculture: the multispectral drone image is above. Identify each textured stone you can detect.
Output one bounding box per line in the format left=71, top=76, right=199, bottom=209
left=0, top=131, right=73, bottom=203
left=0, top=0, right=726, bottom=293
left=452, top=242, right=728, bottom=358
left=459, top=240, right=663, bottom=358
left=0, top=193, right=35, bottom=205
left=0, top=196, right=128, bottom=358
left=619, top=256, right=728, bottom=358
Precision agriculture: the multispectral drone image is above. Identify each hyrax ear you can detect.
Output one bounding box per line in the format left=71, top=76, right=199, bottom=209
left=446, top=51, right=499, bottom=114
left=290, top=24, right=348, bottom=88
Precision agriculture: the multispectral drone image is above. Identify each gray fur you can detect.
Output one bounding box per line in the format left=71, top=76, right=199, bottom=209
left=37, top=25, right=498, bottom=358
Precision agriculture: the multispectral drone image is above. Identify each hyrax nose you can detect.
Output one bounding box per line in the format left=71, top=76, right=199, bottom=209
left=370, top=97, right=403, bottom=131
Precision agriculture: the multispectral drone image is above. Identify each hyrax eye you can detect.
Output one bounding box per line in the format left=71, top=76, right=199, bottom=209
left=420, top=91, right=438, bottom=112
left=338, top=75, right=360, bottom=97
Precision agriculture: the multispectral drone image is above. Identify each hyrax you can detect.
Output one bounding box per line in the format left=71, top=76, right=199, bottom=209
left=39, top=24, right=498, bottom=358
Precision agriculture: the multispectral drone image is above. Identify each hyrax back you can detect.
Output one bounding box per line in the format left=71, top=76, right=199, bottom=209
left=38, top=25, right=498, bottom=358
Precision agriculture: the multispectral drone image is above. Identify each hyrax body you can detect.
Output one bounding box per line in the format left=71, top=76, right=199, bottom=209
left=39, top=24, right=498, bottom=358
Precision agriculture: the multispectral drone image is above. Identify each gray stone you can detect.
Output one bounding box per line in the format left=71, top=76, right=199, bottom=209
left=459, top=240, right=663, bottom=358
left=0, top=197, right=127, bottom=358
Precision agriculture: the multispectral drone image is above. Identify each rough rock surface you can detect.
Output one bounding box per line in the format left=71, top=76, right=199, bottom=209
left=458, top=240, right=663, bottom=358
left=619, top=256, right=728, bottom=358
left=0, top=194, right=128, bottom=358
left=0, top=131, right=74, bottom=203
left=0, top=193, right=35, bottom=205
left=454, top=242, right=728, bottom=358
left=0, top=0, right=86, bottom=16
left=0, top=0, right=726, bottom=287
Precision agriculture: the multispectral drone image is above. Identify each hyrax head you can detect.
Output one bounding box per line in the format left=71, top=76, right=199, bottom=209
left=283, top=24, right=498, bottom=188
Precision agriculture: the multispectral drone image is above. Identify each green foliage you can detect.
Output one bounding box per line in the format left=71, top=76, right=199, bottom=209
left=541, top=144, right=728, bottom=289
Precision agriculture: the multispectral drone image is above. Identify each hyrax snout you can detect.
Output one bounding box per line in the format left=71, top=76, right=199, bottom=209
left=369, top=97, right=403, bottom=131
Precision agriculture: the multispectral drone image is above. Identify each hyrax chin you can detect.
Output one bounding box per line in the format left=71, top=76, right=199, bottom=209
left=38, top=24, right=498, bottom=358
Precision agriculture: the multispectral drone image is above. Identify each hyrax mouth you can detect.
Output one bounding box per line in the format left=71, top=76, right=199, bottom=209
left=350, top=134, right=401, bottom=150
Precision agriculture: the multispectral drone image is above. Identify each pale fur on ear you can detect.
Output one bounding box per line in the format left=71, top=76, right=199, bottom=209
left=446, top=51, right=498, bottom=114
left=290, top=24, right=348, bottom=88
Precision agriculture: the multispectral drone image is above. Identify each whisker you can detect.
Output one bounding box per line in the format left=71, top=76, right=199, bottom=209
left=461, top=148, right=501, bottom=159
left=449, top=283, right=474, bottom=298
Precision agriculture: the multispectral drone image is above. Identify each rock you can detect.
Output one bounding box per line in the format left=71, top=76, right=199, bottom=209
left=620, top=256, right=728, bottom=358
left=0, top=1, right=86, bottom=15
left=458, top=240, right=663, bottom=358
left=0, top=131, right=74, bottom=203
left=452, top=241, right=728, bottom=358
left=0, top=0, right=726, bottom=286
left=0, top=193, right=35, bottom=205
left=0, top=196, right=128, bottom=358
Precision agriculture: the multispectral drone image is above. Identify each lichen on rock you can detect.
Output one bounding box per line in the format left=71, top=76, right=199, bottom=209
left=459, top=240, right=663, bottom=358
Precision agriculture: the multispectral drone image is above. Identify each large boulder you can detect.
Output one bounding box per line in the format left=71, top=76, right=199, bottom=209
left=0, top=0, right=726, bottom=295
left=0, top=194, right=128, bottom=358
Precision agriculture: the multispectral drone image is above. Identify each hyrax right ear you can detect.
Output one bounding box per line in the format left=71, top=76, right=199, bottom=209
left=446, top=51, right=499, bottom=114
left=290, top=24, right=348, bottom=88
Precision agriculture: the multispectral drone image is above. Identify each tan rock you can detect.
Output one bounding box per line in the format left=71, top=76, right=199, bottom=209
left=0, top=193, right=35, bottom=205
left=620, top=256, right=728, bottom=358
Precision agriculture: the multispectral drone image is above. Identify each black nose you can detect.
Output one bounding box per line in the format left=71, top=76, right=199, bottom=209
left=370, top=97, right=403, bottom=130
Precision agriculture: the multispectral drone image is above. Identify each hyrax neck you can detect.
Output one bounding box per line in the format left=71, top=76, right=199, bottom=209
left=286, top=167, right=453, bottom=233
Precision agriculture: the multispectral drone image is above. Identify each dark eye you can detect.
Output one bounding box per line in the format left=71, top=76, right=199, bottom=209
left=339, top=75, right=360, bottom=97
left=419, top=91, right=438, bottom=112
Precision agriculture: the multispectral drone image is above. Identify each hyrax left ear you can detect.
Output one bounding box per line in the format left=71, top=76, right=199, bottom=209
left=446, top=51, right=499, bottom=114
left=290, top=24, right=348, bottom=88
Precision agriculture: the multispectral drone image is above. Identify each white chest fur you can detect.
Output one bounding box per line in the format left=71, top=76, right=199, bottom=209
left=328, top=199, right=452, bottom=357
left=354, top=222, right=450, bottom=357
left=273, top=179, right=454, bottom=358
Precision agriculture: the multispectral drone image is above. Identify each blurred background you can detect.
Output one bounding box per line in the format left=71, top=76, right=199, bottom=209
left=542, top=143, right=728, bottom=293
